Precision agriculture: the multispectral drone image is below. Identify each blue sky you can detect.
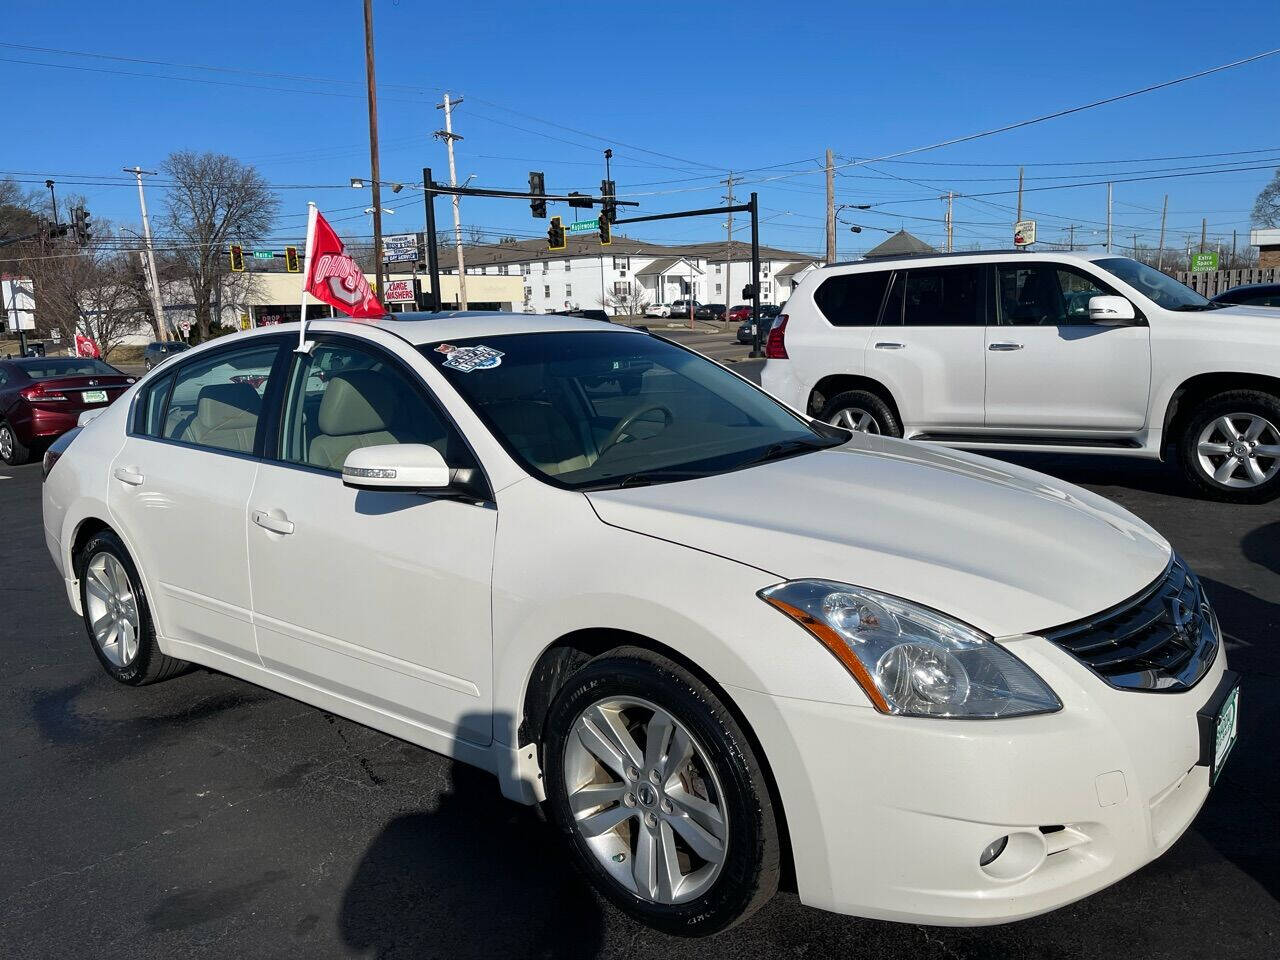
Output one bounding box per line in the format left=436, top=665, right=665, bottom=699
left=4, top=0, right=1278, bottom=259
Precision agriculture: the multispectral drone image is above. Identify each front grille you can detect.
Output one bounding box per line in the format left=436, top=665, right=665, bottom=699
left=1042, top=557, right=1218, bottom=692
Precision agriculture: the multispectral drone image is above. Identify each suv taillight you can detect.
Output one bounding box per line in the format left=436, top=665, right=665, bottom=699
left=765, top=314, right=788, bottom=359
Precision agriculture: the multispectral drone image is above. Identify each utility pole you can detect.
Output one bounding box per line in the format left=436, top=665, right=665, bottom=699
left=124, top=166, right=167, bottom=342
left=722, top=172, right=738, bottom=324
left=1106, top=182, right=1113, bottom=253
left=362, top=0, right=386, bottom=298
left=825, top=148, right=836, bottom=264
left=945, top=191, right=954, bottom=252
left=45, top=179, right=59, bottom=225
left=1067, top=224, right=1075, bottom=251
left=435, top=92, right=467, bottom=309
left=421, top=167, right=442, bottom=311
left=1231, top=229, right=1238, bottom=271
left=1016, top=166, right=1024, bottom=224
left=1132, top=234, right=1140, bottom=258
left=1157, top=194, right=1168, bottom=270
left=1200, top=217, right=1207, bottom=253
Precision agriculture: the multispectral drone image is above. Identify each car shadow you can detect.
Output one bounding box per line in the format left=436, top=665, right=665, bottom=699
left=338, top=729, right=605, bottom=960
left=985, top=450, right=1195, bottom=499
left=1241, top=520, right=1280, bottom=575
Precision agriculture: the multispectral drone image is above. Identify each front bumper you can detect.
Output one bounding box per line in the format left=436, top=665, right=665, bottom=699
left=729, top=635, right=1228, bottom=925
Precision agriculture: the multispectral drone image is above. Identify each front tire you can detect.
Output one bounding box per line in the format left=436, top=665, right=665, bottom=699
left=819, top=389, right=902, bottom=437
left=75, top=530, right=188, bottom=685
left=1178, top=390, right=1280, bottom=503
left=0, top=420, right=31, bottom=466
left=542, top=647, right=780, bottom=937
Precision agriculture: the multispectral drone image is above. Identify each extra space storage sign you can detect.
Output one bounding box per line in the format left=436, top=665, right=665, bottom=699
left=384, top=279, right=416, bottom=303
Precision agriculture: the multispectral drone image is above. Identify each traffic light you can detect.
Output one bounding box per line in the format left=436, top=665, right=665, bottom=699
left=742, top=283, right=756, bottom=300
left=529, top=171, right=546, bottom=218
left=598, top=216, right=611, bottom=246
left=568, top=191, right=593, bottom=209
left=284, top=245, right=300, bottom=273
left=229, top=243, right=245, bottom=272
left=72, top=206, right=91, bottom=247
left=601, top=179, right=616, bottom=225
left=547, top=216, right=566, bottom=251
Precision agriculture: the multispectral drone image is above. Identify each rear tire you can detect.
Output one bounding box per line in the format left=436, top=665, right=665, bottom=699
left=75, top=530, right=188, bottom=685
left=542, top=647, right=780, bottom=937
left=0, top=420, right=31, bottom=466
left=819, top=389, right=901, bottom=437
left=1177, top=390, right=1280, bottom=503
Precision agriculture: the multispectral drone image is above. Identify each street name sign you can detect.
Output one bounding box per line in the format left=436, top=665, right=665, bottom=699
left=568, top=218, right=599, bottom=234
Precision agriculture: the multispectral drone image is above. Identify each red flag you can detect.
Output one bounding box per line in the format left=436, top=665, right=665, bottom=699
left=304, top=211, right=385, bottom=319
left=74, top=334, right=101, bottom=358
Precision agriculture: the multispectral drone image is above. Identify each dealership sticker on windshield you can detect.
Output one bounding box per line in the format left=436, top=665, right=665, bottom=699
left=436, top=343, right=504, bottom=373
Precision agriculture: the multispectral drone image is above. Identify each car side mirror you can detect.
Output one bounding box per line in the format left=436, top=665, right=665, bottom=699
left=1088, top=295, right=1137, bottom=325
left=342, top=443, right=450, bottom=491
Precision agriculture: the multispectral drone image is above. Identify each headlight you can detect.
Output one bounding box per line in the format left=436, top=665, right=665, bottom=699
left=759, top=580, right=1061, bottom=718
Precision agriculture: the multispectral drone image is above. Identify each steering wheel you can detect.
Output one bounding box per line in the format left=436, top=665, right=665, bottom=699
left=599, top=404, right=674, bottom=455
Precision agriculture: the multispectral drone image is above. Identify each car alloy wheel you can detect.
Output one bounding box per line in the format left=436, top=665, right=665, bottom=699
left=829, top=406, right=881, bottom=434
left=84, top=551, right=142, bottom=667
left=0, top=424, right=13, bottom=461
left=563, top=696, right=728, bottom=905
left=1195, top=413, right=1280, bottom=488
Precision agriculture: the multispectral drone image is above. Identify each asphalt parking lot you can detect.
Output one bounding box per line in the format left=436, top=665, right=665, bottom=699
left=3, top=334, right=1278, bottom=959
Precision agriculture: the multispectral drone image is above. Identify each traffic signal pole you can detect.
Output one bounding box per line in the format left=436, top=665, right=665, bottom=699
left=422, top=167, right=442, bottom=311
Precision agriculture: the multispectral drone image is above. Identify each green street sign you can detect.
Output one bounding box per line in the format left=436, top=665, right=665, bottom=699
left=567, top=218, right=599, bottom=234
left=1190, top=252, right=1219, bottom=272
left=252, top=250, right=275, bottom=259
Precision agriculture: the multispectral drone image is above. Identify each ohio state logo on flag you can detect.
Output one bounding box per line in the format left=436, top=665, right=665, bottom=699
left=304, top=211, right=385, bottom=319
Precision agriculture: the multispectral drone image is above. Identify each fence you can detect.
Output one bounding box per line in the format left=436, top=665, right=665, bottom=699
left=1174, top=268, right=1278, bottom=297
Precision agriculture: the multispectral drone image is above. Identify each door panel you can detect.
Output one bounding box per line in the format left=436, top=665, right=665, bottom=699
left=245, top=338, right=496, bottom=744
left=984, top=262, right=1151, bottom=431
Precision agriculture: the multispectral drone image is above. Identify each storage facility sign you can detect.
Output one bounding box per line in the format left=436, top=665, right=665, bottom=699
left=1190, top=252, right=1220, bottom=272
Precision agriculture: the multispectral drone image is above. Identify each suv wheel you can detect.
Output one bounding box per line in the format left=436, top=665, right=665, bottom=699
left=1178, top=390, right=1280, bottom=502
left=542, top=647, right=780, bottom=936
left=819, top=389, right=901, bottom=437
left=0, top=420, right=31, bottom=466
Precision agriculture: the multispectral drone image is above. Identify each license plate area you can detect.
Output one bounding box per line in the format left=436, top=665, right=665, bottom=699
left=1197, top=669, right=1240, bottom=785
left=82, top=390, right=108, bottom=404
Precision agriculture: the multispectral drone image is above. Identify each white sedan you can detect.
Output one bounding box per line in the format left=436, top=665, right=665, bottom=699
left=42, top=314, right=1239, bottom=935
left=643, top=303, right=671, bottom=318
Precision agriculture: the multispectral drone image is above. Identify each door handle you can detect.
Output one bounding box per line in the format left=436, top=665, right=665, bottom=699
left=252, top=510, right=295, bottom=536
left=112, top=466, right=144, bottom=486
left=874, top=341, right=906, bottom=350
left=988, top=342, right=1024, bottom=351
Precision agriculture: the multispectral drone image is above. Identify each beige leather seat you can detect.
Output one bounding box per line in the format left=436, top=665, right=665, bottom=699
left=181, top=382, right=262, bottom=452
left=481, top=365, right=594, bottom=475
left=309, top=370, right=411, bottom=470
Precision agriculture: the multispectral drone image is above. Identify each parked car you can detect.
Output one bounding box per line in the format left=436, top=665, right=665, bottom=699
left=0, top=356, right=134, bottom=465
left=142, top=340, right=191, bottom=370
left=45, top=314, right=1237, bottom=935
left=1211, top=282, right=1280, bottom=308
left=668, top=299, right=700, bottom=319
left=727, top=304, right=753, bottom=324
left=763, top=250, right=1280, bottom=501
left=736, top=305, right=782, bottom=344
left=695, top=303, right=726, bottom=322
left=644, top=303, right=672, bottom=318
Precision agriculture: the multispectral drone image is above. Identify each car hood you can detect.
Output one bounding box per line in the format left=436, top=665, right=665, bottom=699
left=585, top=435, right=1171, bottom=637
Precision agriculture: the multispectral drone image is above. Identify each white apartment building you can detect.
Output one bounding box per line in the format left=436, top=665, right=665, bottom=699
left=439, top=236, right=819, bottom=314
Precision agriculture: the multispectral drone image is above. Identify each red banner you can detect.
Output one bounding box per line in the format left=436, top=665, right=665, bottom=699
left=304, top=211, right=385, bottom=319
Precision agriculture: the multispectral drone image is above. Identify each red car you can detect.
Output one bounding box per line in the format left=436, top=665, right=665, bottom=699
left=0, top=356, right=135, bottom=465
left=727, top=304, right=753, bottom=323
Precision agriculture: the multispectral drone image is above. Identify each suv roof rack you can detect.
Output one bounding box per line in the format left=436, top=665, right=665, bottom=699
left=830, top=248, right=1049, bottom=266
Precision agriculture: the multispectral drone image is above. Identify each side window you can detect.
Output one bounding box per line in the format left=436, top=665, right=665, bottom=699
left=161, top=343, right=280, bottom=453
left=901, top=265, right=984, bottom=326
left=135, top=372, right=175, bottom=436
left=996, top=263, right=1118, bottom=326
left=812, top=271, right=890, bottom=326
left=279, top=341, right=472, bottom=472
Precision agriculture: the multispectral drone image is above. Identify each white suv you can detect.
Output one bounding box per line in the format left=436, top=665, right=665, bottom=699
left=762, top=251, right=1280, bottom=501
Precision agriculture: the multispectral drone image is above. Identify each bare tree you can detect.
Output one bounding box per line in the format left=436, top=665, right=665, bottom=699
left=465, top=224, right=487, bottom=245
left=596, top=286, right=651, bottom=318
left=162, top=151, right=276, bottom=340
left=1253, top=168, right=1280, bottom=228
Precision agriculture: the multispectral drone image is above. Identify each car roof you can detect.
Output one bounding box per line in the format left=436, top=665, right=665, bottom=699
left=342, top=311, right=645, bottom=346
left=1213, top=282, right=1280, bottom=296
left=821, top=249, right=1123, bottom=271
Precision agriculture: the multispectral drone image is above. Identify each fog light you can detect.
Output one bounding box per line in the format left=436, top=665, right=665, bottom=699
left=979, top=835, right=1008, bottom=866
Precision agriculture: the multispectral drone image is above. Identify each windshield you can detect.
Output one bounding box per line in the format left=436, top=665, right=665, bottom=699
left=15, top=358, right=119, bottom=379
left=1094, top=257, right=1213, bottom=310
left=423, top=330, right=839, bottom=489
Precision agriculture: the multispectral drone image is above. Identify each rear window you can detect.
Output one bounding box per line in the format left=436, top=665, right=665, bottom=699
left=14, top=358, right=117, bottom=379
left=813, top=271, right=891, bottom=326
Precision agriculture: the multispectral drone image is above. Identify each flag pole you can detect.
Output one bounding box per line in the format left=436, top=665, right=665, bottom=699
left=297, top=201, right=318, bottom=353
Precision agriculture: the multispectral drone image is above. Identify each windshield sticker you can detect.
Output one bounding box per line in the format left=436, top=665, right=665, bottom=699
left=436, top=343, right=505, bottom=373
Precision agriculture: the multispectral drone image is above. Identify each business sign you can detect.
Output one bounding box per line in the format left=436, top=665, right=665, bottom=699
left=568, top=218, right=599, bottom=234
left=383, top=279, right=416, bottom=303
left=1013, top=220, right=1037, bottom=246
left=1, top=276, right=35, bottom=331
left=1190, top=252, right=1220, bottom=273
left=382, top=233, right=422, bottom=264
